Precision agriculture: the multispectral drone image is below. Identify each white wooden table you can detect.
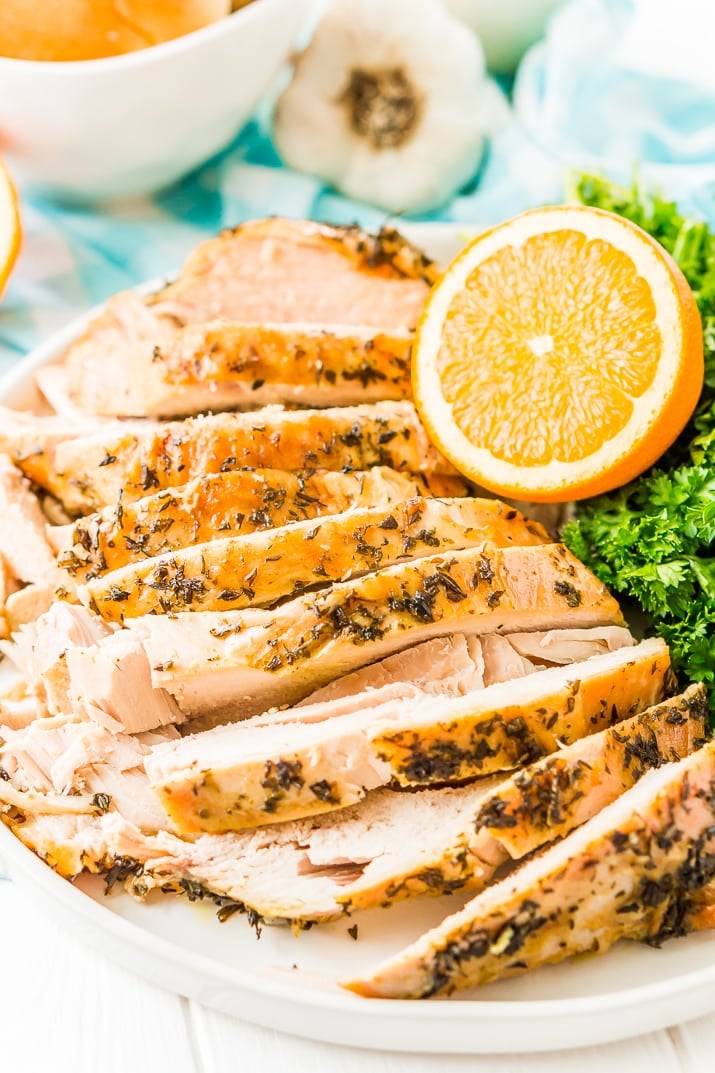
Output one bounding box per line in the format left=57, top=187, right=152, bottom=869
left=0, top=871, right=712, bottom=1073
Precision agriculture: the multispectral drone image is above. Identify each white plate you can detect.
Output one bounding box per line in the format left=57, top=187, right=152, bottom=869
left=2, top=222, right=715, bottom=1055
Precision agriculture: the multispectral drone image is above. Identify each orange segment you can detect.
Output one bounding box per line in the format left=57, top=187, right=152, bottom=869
left=413, top=205, right=704, bottom=502
left=0, top=157, right=20, bottom=301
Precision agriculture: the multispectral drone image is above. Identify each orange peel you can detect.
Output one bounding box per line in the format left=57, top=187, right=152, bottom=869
left=0, top=157, right=20, bottom=301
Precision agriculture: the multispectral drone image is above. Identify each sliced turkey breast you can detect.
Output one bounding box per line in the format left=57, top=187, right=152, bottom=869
left=52, top=401, right=455, bottom=513
left=66, top=323, right=416, bottom=418
left=506, top=627, right=638, bottom=665
left=0, top=406, right=137, bottom=505
left=150, top=219, right=436, bottom=324
left=4, top=687, right=701, bottom=926
left=65, top=630, right=186, bottom=734
left=347, top=725, right=715, bottom=998
left=151, top=323, right=414, bottom=413
left=133, top=542, right=624, bottom=719
left=60, top=467, right=470, bottom=584
left=0, top=456, right=58, bottom=585
left=4, top=582, right=60, bottom=631
left=299, top=627, right=633, bottom=707
left=64, top=219, right=434, bottom=417
left=1, top=602, right=114, bottom=716
left=34, top=365, right=88, bottom=417
left=82, top=497, right=550, bottom=622
left=0, top=552, right=20, bottom=640
left=0, top=710, right=177, bottom=832
left=300, top=634, right=489, bottom=706
left=145, top=638, right=671, bottom=833
left=144, top=687, right=705, bottom=921
left=469, top=682, right=708, bottom=859
left=8, top=784, right=500, bottom=916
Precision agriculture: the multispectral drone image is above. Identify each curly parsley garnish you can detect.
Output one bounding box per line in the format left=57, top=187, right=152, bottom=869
left=563, top=176, right=715, bottom=694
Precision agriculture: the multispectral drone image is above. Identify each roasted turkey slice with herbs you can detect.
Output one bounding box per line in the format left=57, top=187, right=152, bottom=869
left=347, top=725, right=715, bottom=999
left=145, top=219, right=437, bottom=323
left=3, top=685, right=701, bottom=926
left=0, top=406, right=141, bottom=505
left=153, top=686, right=705, bottom=920
left=145, top=638, right=669, bottom=833
left=59, top=617, right=626, bottom=738
left=132, top=542, right=624, bottom=720
left=82, top=497, right=550, bottom=622
left=132, top=782, right=507, bottom=920
left=58, top=619, right=631, bottom=746
left=63, top=323, right=416, bottom=418
left=302, top=626, right=634, bottom=705
left=466, top=682, right=707, bottom=859
left=50, top=401, right=455, bottom=513
left=60, top=467, right=469, bottom=583
left=63, top=219, right=435, bottom=417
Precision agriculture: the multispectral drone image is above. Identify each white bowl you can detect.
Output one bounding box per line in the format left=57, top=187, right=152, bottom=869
left=443, top=0, right=562, bottom=73
left=0, top=0, right=313, bottom=202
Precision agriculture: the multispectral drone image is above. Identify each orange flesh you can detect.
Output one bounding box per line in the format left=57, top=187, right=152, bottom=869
left=438, top=230, right=663, bottom=466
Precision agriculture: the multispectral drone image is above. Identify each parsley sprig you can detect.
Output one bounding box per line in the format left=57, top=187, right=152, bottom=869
left=562, top=176, right=715, bottom=690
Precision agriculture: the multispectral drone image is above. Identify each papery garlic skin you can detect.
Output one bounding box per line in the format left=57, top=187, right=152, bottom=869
left=274, top=0, right=488, bottom=213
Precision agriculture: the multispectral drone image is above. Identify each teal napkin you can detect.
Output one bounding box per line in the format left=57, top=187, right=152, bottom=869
left=0, top=92, right=515, bottom=375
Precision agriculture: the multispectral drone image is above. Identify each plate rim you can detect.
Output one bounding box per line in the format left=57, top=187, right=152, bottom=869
left=4, top=814, right=715, bottom=1022
left=2, top=220, right=715, bottom=1053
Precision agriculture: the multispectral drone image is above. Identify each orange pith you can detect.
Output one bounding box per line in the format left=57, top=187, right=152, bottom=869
left=413, top=205, right=704, bottom=502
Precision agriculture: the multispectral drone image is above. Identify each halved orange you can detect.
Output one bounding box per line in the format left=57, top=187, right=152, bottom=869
left=412, top=205, right=704, bottom=502
left=0, top=157, right=20, bottom=301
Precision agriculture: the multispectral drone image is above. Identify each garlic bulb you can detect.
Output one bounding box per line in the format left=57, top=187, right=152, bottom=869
left=274, top=0, right=489, bottom=213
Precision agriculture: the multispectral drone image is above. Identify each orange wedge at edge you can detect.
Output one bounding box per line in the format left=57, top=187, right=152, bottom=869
left=0, top=157, right=21, bottom=300
left=412, top=205, right=704, bottom=503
